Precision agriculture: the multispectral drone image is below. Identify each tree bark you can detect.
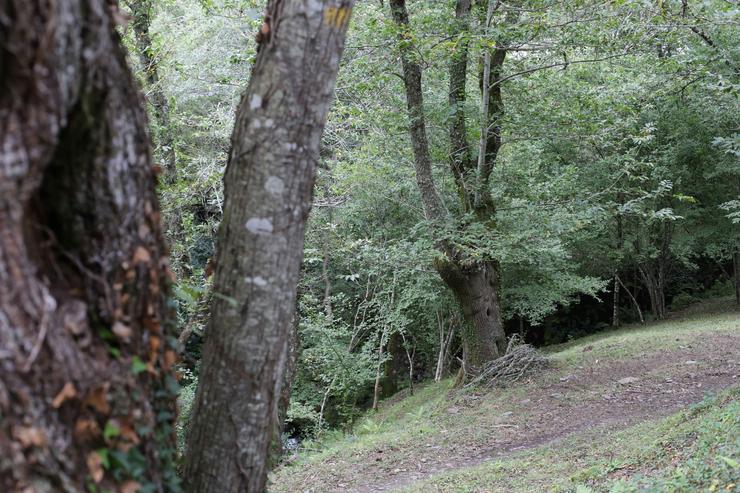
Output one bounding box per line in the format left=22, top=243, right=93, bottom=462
left=639, top=266, right=666, bottom=320
left=183, top=2, right=353, bottom=492
left=390, top=0, right=505, bottom=374
left=438, top=261, right=505, bottom=370
left=389, top=0, right=446, bottom=223
left=447, top=0, right=474, bottom=208
left=0, top=1, right=179, bottom=491
left=612, top=273, right=620, bottom=327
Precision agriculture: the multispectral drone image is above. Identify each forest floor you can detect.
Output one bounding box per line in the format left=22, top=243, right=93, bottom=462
left=269, top=298, right=740, bottom=493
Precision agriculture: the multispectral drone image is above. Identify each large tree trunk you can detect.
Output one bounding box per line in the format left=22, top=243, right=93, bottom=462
left=0, top=2, right=179, bottom=491
left=390, top=0, right=504, bottom=375
left=438, top=261, right=505, bottom=371
left=183, top=1, right=353, bottom=491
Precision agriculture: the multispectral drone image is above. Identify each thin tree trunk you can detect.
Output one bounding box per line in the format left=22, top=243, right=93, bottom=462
left=639, top=266, right=664, bottom=320
left=0, top=2, right=179, bottom=490
left=612, top=272, right=620, bottom=327
left=321, top=182, right=334, bottom=321
left=126, top=0, right=177, bottom=184
left=317, top=376, right=336, bottom=433
left=390, top=0, right=504, bottom=375
left=183, top=2, right=353, bottom=491
left=616, top=275, right=644, bottom=324
left=399, top=331, right=415, bottom=394
left=372, top=339, right=385, bottom=411
left=475, top=0, right=496, bottom=204
left=435, top=311, right=454, bottom=382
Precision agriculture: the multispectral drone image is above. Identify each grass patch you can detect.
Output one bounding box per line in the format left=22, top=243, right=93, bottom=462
left=268, top=299, right=740, bottom=493
left=401, top=387, right=739, bottom=493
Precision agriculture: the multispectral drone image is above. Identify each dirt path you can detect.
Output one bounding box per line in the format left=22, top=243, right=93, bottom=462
left=309, top=332, right=739, bottom=493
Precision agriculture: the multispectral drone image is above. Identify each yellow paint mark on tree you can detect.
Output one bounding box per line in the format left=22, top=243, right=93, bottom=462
left=324, top=6, right=351, bottom=28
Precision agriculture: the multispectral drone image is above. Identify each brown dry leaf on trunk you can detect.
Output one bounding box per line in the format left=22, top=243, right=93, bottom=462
left=74, top=418, right=101, bottom=442
left=113, top=321, right=133, bottom=342
left=120, top=480, right=141, bottom=493
left=13, top=426, right=47, bottom=448
left=119, top=420, right=141, bottom=446
left=86, top=451, right=104, bottom=483
left=132, top=246, right=151, bottom=264
left=52, top=382, right=78, bottom=408
left=163, top=350, right=177, bottom=371
left=84, top=385, right=111, bottom=415
left=148, top=335, right=161, bottom=362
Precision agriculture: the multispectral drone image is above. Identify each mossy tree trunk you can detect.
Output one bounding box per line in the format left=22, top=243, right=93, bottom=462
left=0, top=1, right=180, bottom=491
left=390, top=0, right=507, bottom=375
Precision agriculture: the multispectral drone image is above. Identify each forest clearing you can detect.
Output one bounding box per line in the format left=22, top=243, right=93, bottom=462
left=1, top=0, right=738, bottom=492
left=270, top=299, right=740, bottom=492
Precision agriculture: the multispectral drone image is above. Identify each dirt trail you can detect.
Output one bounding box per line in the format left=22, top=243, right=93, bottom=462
left=313, top=332, right=739, bottom=493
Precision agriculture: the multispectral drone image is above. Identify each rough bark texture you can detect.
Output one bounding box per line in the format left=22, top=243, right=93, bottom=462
left=390, top=0, right=505, bottom=373
left=438, top=261, right=505, bottom=368
left=447, top=0, right=474, bottom=208
left=183, top=1, right=353, bottom=491
left=391, top=2, right=447, bottom=222
left=0, top=1, right=179, bottom=491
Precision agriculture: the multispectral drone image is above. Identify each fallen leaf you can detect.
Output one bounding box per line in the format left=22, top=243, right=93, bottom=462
left=149, top=336, right=161, bottom=362
left=163, top=350, right=177, bottom=371
left=84, top=385, right=111, bottom=415
left=112, top=322, right=133, bottom=343
left=132, top=246, right=151, bottom=265
left=74, top=418, right=101, bottom=442
left=119, top=420, right=140, bottom=445
left=120, top=480, right=141, bottom=493
left=13, top=426, right=46, bottom=448
left=52, top=382, right=77, bottom=408
left=87, top=451, right=104, bottom=483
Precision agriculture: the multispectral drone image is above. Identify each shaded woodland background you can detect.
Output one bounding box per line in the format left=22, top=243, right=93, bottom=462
left=123, top=0, right=738, bottom=439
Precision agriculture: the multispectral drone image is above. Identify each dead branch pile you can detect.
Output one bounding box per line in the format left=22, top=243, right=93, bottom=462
left=465, top=335, right=548, bottom=389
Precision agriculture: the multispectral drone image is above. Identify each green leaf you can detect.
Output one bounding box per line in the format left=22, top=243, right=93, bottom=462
left=103, top=422, right=120, bottom=441
left=131, top=356, right=148, bottom=375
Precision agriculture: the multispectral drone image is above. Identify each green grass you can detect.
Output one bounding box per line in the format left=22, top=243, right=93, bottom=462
left=268, top=298, right=740, bottom=492
left=401, top=387, right=740, bottom=493
left=547, top=298, right=739, bottom=367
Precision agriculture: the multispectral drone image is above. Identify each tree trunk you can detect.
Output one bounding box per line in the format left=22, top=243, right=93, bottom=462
left=127, top=0, right=177, bottom=184
left=372, top=338, right=385, bottom=411
left=640, top=266, right=666, bottom=320
left=390, top=0, right=504, bottom=374
left=0, top=2, right=179, bottom=491
left=382, top=331, right=402, bottom=397
left=447, top=0, right=474, bottom=207
left=435, top=311, right=455, bottom=382
left=616, top=275, right=644, bottom=324
left=183, top=2, right=353, bottom=492
left=439, top=262, right=506, bottom=371
left=612, top=272, right=620, bottom=327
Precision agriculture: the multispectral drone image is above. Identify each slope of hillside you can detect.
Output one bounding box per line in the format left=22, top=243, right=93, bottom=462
left=269, top=299, right=740, bottom=493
